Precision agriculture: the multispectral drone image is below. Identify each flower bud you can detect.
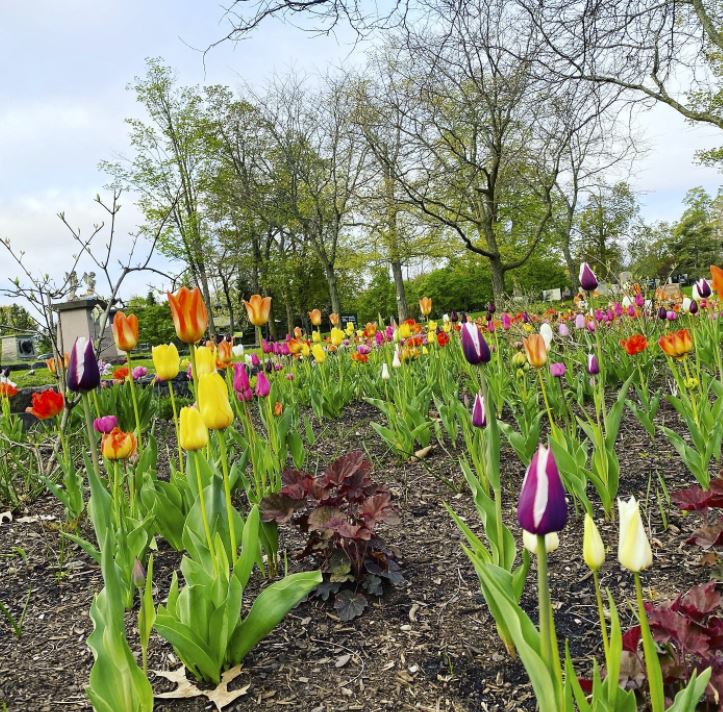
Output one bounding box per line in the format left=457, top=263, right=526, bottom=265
left=583, top=514, right=605, bottom=571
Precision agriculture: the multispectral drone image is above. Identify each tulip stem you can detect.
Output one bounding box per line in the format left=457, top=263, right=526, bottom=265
left=536, top=535, right=552, bottom=670
left=80, top=393, right=101, bottom=482
left=125, top=351, right=143, bottom=449
left=113, top=461, right=121, bottom=528
left=537, top=370, right=557, bottom=438
left=593, top=570, right=610, bottom=663
left=191, top=451, right=217, bottom=571
left=189, top=344, right=199, bottom=397
left=167, top=381, right=184, bottom=475
left=635, top=573, right=665, bottom=712
left=217, top=430, right=237, bottom=566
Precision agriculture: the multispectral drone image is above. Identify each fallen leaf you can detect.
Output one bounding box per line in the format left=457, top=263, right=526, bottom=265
left=153, top=665, right=249, bottom=711
left=335, top=653, right=351, bottom=668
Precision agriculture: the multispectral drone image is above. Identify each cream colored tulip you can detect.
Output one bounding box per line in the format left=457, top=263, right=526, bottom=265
left=522, top=530, right=559, bottom=555
left=583, top=514, right=605, bottom=572
left=617, top=497, right=653, bottom=572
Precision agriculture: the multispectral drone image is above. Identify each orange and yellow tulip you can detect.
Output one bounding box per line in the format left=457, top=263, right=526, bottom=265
left=167, top=286, right=208, bottom=344
left=112, top=312, right=139, bottom=352
left=711, top=265, right=723, bottom=299
left=329, top=313, right=340, bottom=326
left=46, top=354, right=69, bottom=375
left=658, top=329, right=693, bottom=358
left=523, top=333, right=548, bottom=368
left=243, top=294, right=272, bottom=327
left=419, top=297, right=432, bottom=316
left=308, top=309, right=322, bottom=327
left=216, top=340, right=233, bottom=369
left=101, top=427, right=137, bottom=460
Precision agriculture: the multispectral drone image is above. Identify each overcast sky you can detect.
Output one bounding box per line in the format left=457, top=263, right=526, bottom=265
left=0, top=0, right=720, bottom=306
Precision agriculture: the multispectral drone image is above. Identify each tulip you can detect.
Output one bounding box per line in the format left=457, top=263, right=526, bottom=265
left=693, top=278, right=711, bottom=300
left=198, top=372, right=233, bottom=430
left=471, top=393, right=486, bottom=428
left=549, top=362, right=566, bottom=378
left=25, top=389, right=64, bottom=419
left=617, top=497, right=652, bottom=572
left=381, top=363, right=391, bottom=381
left=579, top=262, right=598, bottom=292
left=658, top=328, right=693, bottom=358
left=392, top=350, right=401, bottom=368
left=522, top=530, right=559, bottom=554
left=329, top=312, right=340, bottom=326
left=152, top=343, right=180, bottom=381
left=574, top=313, right=585, bottom=329
left=330, top=327, right=345, bottom=346
left=167, top=286, right=208, bottom=344
left=657, top=306, right=668, bottom=320
left=101, top=426, right=137, bottom=460
left=232, top=344, right=245, bottom=358
left=131, top=366, right=147, bottom=380
left=461, top=322, right=491, bottom=365
left=132, top=559, right=146, bottom=590
left=311, top=330, right=322, bottom=343
left=450, top=310, right=458, bottom=323
left=587, top=354, right=599, bottom=375
left=583, top=514, right=605, bottom=571
left=250, top=353, right=261, bottom=367
left=311, top=343, right=326, bottom=363
left=689, top=299, right=699, bottom=315
left=233, top=362, right=250, bottom=393
left=255, top=371, right=270, bottom=398
left=308, top=309, right=322, bottom=327
left=94, top=415, right=119, bottom=434
left=68, top=337, right=101, bottom=392
left=635, top=293, right=645, bottom=307
left=243, top=294, right=272, bottom=327
left=501, top=312, right=511, bottom=330
left=558, top=323, right=570, bottom=337
left=627, top=305, right=636, bottom=317
left=216, top=339, right=233, bottom=368
left=540, top=323, right=553, bottom=350
left=517, top=445, right=567, bottom=535
left=419, top=297, right=432, bottom=316
left=620, top=334, right=648, bottom=356
left=112, top=312, right=139, bottom=352
left=522, top=334, right=547, bottom=368
left=194, top=345, right=217, bottom=378
left=666, top=310, right=676, bottom=321
left=0, top=377, right=18, bottom=398
left=179, top=406, right=208, bottom=451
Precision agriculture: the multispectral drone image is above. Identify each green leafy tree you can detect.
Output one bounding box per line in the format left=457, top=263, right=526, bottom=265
left=670, top=187, right=723, bottom=276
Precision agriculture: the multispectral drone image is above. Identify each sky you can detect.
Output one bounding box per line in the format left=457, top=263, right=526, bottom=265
left=0, top=0, right=720, bottom=308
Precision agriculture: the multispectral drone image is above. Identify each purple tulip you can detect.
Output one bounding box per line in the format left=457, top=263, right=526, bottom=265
left=375, top=331, right=384, bottom=347
left=657, top=306, right=668, bottom=320
left=586, top=320, right=596, bottom=332
left=131, top=366, right=147, bottom=380
left=579, top=262, right=598, bottom=292
left=471, top=393, right=486, bottom=428
left=689, top=299, right=699, bottom=315
left=627, top=305, right=636, bottom=317
left=250, top=353, right=261, bottom=367
left=93, top=415, right=118, bottom=434
left=558, top=323, right=570, bottom=337
left=666, top=310, right=677, bottom=321
left=635, top=293, right=645, bottom=307
left=385, top=325, right=395, bottom=341
left=594, top=309, right=604, bottom=322
left=278, top=342, right=290, bottom=356
left=255, top=371, right=270, bottom=398
left=264, top=359, right=274, bottom=372
left=357, top=344, right=371, bottom=355
left=501, top=313, right=511, bottom=330
left=550, top=362, right=566, bottom=378
left=695, top=278, right=712, bottom=299
left=522, top=312, right=530, bottom=324
left=286, top=373, right=295, bottom=381
left=233, top=363, right=250, bottom=393
left=487, top=302, right=496, bottom=314
left=613, top=303, right=623, bottom=317
left=68, top=337, right=101, bottom=392
left=261, top=339, right=273, bottom=354
left=460, top=322, right=491, bottom=365
left=487, top=318, right=495, bottom=333
left=587, top=354, right=599, bottom=375
left=517, top=445, right=567, bottom=535
left=574, top=313, right=586, bottom=329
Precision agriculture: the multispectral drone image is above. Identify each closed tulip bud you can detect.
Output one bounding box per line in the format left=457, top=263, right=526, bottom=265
left=710, top=265, right=723, bottom=299
left=198, top=372, right=233, bottom=430
left=167, top=286, right=208, bottom=344
left=392, top=350, right=402, bottom=368
left=450, top=310, right=458, bottom=323
left=179, top=407, right=208, bottom=451
left=635, top=293, right=645, bottom=307
left=461, top=322, right=491, bottom=365
left=255, top=371, right=270, bottom=398
left=574, top=313, right=586, bottom=329
left=233, top=362, right=250, bottom=393
left=311, top=343, right=326, bottom=363
left=558, top=323, right=570, bottom=337
left=539, top=323, right=553, bottom=350
left=243, top=294, right=272, bottom=327
left=152, top=343, right=180, bottom=381
left=511, top=351, right=526, bottom=367
left=216, top=340, right=233, bottom=368
left=471, top=393, right=486, bottom=428
left=579, top=262, right=598, bottom=292
left=617, top=497, right=653, bottom=572
left=308, top=308, right=322, bottom=327
left=587, top=354, right=599, bottom=375
left=194, top=345, right=216, bottom=379
left=583, top=514, right=605, bottom=571
left=132, top=559, right=146, bottom=589
left=522, top=530, right=559, bottom=555
left=250, top=353, right=261, bottom=367
left=68, top=337, right=101, bottom=392
left=112, top=312, right=139, bottom=352
left=381, top=363, right=391, bottom=380
left=487, top=302, right=496, bottom=314
left=666, top=310, right=677, bottom=321
left=94, top=415, right=118, bottom=434
left=689, top=299, right=698, bottom=314
left=523, top=334, right=548, bottom=368
left=101, top=426, right=137, bottom=460
left=657, top=306, right=668, bottom=320
left=550, top=362, right=566, bottom=378
left=329, top=313, right=340, bottom=326
left=232, top=344, right=244, bottom=358
left=419, top=297, right=433, bottom=316
left=517, top=445, right=567, bottom=535
left=501, top=313, right=511, bottom=330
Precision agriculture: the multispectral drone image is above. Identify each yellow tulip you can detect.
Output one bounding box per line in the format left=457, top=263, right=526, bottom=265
left=179, top=406, right=208, bottom=451
left=398, top=322, right=411, bottom=339
left=308, top=309, right=322, bottom=327
left=442, top=323, right=452, bottom=333
left=198, top=372, right=233, bottom=430
left=312, top=330, right=322, bottom=343
left=300, top=343, right=311, bottom=357
left=194, top=345, right=216, bottom=378
left=428, top=320, right=437, bottom=330
left=152, top=343, right=180, bottom=381
left=330, top=327, right=345, bottom=346
left=345, top=322, right=355, bottom=336
left=311, top=344, right=326, bottom=363
left=523, top=334, right=548, bottom=368
left=243, top=294, right=272, bottom=327
left=583, top=514, right=605, bottom=571
left=617, top=497, right=653, bottom=572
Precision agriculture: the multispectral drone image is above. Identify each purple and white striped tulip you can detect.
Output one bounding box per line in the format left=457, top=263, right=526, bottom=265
left=517, top=445, right=567, bottom=535
left=579, top=262, right=598, bottom=292
left=460, top=322, right=490, bottom=365
left=68, top=337, right=101, bottom=393
left=587, top=354, right=599, bottom=375
left=471, top=393, right=486, bottom=428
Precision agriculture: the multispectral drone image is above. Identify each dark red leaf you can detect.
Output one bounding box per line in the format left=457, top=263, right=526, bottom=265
left=622, top=625, right=642, bottom=653
left=321, top=450, right=369, bottom=487
left=672, top=582, right=722, bottom=620
left=308, top=506, right=346, bottom=532
left=260, top=493, right=303, bottom=523
left=359, top=493, right=401, bottom=528
left=686, top=517, right=723, bottom=550
left=333, top=589, right=368, bottom=621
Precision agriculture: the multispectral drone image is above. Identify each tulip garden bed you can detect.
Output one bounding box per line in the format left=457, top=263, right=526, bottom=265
left=0, top=400, right=715, bottom=711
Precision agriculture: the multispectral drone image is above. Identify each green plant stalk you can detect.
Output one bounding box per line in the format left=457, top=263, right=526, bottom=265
left=635, top=573, right=665, bottom=712
left=189, top=344, right=199, bottom=397
left=537, top=370, right=557, bottom=438
left=536, top=535, right=552, bottom=670
left=167, top=381, right=183, bottom=475
left=191, top=450, right=217, bottom=572
left=593, top=570, right=610, bottom=663
left=125, top=351, right=143, bottom=448
left=80, top=392, right=101, bottom=482
left=113, top=461, right=121, bottom=528
left=216, top=429, right=237, bottom=566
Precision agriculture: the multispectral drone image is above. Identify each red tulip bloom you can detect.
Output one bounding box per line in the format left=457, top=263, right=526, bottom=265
left=619, top=334, right=648, bottom=356
left=26, top=389, right=64, bottom=419
left=0, top=379, right=19, bottom=398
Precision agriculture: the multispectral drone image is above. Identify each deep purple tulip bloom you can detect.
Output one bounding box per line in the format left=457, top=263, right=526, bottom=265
left=255, top=372, right=270, bottom=398
left=695, top=278, right=712, bottom=299
left=93, top=415, right=118, bottom=434
left=68, top=337, right=101, bottom=392
left=517, top=445, right=567, bottom=535
left=471, top=393, right=486, bottom=428
left=264, top=359, right=274, bottom=372
left=689, top=299, right=699, bottom=315
left=522, top=312, right=530, bottom=324
left=550, top=362, right=566, bottom=378
left=587, top=354, right=599, bottom=375
left=635, top=293, right=645, bottom=307
left=657, top=306, right=668, bottom=320
left=487, top=302, right=496, bottom=314
left=460, top=322, right=491, bottom=365
left=450, top=311, right=458, bottom=323
left=579, top=262, right=598, bottom=292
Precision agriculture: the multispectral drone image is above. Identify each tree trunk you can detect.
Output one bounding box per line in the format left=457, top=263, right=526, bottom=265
left=197, top=264, right=216, bottom=339
left=561, top=241, right=578, bottom=291
left=285, top=298, right=294, bottom=335
left=323, top=262, right=341, bottom=316
left=489, top=257, right=506, bottom=302
left=391, top=260, right=408, bottom=321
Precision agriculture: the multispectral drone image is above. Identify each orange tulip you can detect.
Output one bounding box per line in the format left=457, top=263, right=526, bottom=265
left=288, top=338, right=303, bottom=355
left=167, top=286, right=208, bottom=344
left=293, top=326, right=303, bottom=339
left=0, top=380, right=19, bottom=398
left=308, top=308, right=322, bottom=327
left=523, top=333, right=548, bottom=368
left=419, top=297, right=432, bottom=316
left=711, top=265, right=723, bottom=299
left=112, top=311, right=139, bottom=352
left=46, top=354, right=69, bottom=375
left=329, top=313, right=340, bottom=326
left=658, top=329, right=693, bottom=358
left=101, top=426, right=137, bottom=460
left=216, top=340, right=233, bottom=368
left=243, top=294, right=272, bottom=327
left=26, top=389, right=64, bottom=419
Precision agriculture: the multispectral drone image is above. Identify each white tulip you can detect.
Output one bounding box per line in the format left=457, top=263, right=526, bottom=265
left=617, top=497, right=653, bottom=572
left=522, top=530, right=559, bottom=555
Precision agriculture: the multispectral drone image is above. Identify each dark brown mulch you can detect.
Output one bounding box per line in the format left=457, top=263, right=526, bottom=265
left=0, top=400, right=716, bottom=711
